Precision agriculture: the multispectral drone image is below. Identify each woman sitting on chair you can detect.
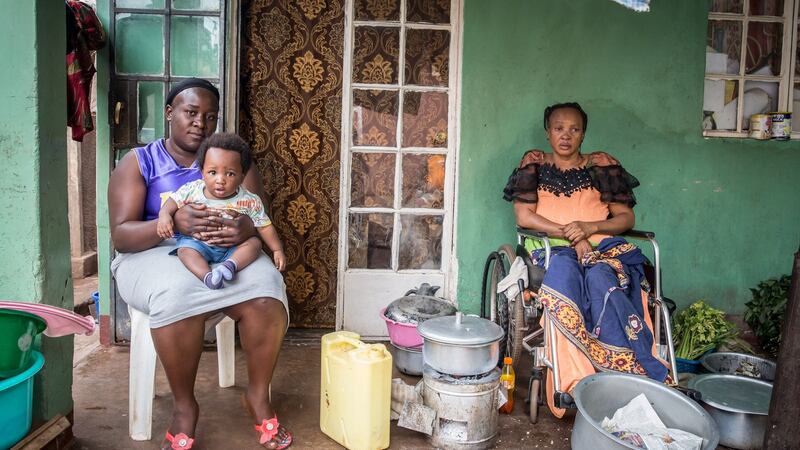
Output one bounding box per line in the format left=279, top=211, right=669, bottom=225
left=503, top=102, right=669, bottom=417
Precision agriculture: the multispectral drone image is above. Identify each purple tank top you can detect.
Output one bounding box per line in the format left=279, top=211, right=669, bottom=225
left=134, top=139, right=201, bottom=220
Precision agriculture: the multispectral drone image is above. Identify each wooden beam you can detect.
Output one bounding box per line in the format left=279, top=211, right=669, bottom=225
left=10, top=414, right=70, bottom=450
left=763, top=248, right=800, bottom=449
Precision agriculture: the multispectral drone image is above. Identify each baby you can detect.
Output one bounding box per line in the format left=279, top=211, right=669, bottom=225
left=157, top=132, right=286, bottom=289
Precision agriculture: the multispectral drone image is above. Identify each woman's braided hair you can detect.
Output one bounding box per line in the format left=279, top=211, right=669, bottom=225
left=543, top=102, right=588, bottom=132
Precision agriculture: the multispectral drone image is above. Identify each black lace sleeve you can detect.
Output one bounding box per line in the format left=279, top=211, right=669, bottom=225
left=588, top=165, right=640, bottom=207
left=502, top=163, right=539, bottom=203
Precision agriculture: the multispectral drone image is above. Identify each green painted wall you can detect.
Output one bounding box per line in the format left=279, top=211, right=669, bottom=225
left=456, top=0, right=800, bottom=314
left=0, top=1, right=73, bottom=422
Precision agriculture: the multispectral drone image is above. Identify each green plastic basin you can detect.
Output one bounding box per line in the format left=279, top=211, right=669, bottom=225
left=0, top=350, right=44, bottom=450
left=0, top=310, right=46, bottom=379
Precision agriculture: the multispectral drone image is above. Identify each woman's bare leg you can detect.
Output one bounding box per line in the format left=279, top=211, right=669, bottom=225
left=151, top=315, right=208, bottom=447
left=223, top=298, right=288, bottom=447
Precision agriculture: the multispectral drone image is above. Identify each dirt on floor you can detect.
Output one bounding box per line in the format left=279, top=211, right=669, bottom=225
left=71, top=331, right=573, bottom=449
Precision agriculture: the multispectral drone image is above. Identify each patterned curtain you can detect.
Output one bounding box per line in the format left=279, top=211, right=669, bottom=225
left=240, top=0, right=344, bottom=328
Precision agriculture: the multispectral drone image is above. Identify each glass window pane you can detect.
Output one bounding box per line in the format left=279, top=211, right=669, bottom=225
left=351, top=153, right=396, bottom=207
left=173, top=0, right=220, bottom=11
left=138, top=81, right=164, bottom=143
left=353, top=27, right=400, bottom=84
left=115, top=14, right=165, bottom=75
left=742, top=81, right=778, bottom=129
left=353, top=89, right=398, bottom=147
left=405, top=29, right=449, bottom=86
left=402, top=91, right=448, bottom=147
left=406, top=0, right=450, bottom=24
left=706, top=20, right=742, bottom=75
left=703, top=80, right=739, bottom=131
left=355, top=0, right=400, bottom=21
left=399, top=215, right=443, bottom=270
left=746, top=22, right=782, bottom=75
left=170, top=16, right=220, bottom=78
left=402, top=154, right=445, bottom=208
left=750, top=0, right=783, bottom=16
left=708, top=0, right=742, bottom=13
left=348, top=213, right=393, bottom=269
left=117, top=0, right=164, bottom=8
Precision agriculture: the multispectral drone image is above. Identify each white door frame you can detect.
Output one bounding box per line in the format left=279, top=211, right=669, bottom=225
left=335, top=0, right=464, bottom=335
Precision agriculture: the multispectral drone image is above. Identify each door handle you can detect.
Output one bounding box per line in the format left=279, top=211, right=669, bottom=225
left=114, top=101, right=124, bottom=125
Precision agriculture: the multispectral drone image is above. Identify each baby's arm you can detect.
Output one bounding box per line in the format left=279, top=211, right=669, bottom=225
left=157, top=198, right=179, bottom=239
left=258, top=225, right=286, bottom=271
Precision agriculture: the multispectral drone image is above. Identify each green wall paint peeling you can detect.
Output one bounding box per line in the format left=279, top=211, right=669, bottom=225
left=456, top=0, right=800, bottom=314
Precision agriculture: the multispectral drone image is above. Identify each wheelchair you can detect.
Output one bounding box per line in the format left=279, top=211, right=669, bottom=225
left=481, top=227, right=679, bottom=423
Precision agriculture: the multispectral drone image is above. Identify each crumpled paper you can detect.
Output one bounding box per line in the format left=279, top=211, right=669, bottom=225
left=601, top=393, right=703, bottom=450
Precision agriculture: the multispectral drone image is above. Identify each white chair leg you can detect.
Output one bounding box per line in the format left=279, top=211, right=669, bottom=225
left=129, top=307, right=156, bottom=441
left=216, top=316, right=235, bottom=388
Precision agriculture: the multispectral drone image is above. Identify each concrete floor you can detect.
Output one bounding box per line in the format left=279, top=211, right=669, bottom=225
left=71, top=333, right=573, bottom=449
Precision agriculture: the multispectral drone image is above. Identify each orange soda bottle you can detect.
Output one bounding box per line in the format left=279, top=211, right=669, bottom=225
left=499, top=356, right=515, bottom=414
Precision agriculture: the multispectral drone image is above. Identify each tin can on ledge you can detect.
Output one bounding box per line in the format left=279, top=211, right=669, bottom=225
left=769, top=112, right=791, bottom=140
left=749, top=114, right=771, bottom=140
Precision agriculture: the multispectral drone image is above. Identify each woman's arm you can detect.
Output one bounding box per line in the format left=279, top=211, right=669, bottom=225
left=108, top=152, right=163, bottom=253
left=562, top=202, right=635, bottom=242
left=513, top=201, right=565, bottom=237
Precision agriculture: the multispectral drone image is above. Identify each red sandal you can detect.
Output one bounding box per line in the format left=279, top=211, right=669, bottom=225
left=254, top=416, right=293, bottom=449
left=163, top=431, right=194, bottom=450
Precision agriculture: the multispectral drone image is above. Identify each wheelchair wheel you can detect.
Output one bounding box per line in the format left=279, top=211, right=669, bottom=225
left=487, top=246, right=511, bottom=365
left=495, top=245, right=525, bottom=367
left=529, top=378, right=540, bottom=424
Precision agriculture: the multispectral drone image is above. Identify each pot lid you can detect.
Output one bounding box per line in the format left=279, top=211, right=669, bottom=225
left=417, top=312, right=504, bottom=346
left=688, top=373, right=772, bottom=415
left=384, top=284, right=457, bottom=324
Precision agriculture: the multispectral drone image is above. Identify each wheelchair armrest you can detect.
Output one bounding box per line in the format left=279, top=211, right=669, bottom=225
left=621, top=229, right=655, bottom=240
left=516, top=226, right=549, bottom=238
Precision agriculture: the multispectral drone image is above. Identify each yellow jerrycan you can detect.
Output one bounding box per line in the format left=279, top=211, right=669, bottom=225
left=320, top=331, right=392, bottom=450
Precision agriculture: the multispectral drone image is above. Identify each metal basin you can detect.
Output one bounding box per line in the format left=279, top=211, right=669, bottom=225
left=700, top=352, right=776, bottom=381
left=390, top=342, right=423, bottom=376
left=572, top=372, right=719, bottom=450
left=688, top=374, right=771, bottom=449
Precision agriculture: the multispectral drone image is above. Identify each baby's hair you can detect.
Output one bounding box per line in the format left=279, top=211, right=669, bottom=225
left=197, top=132, right=252, bottom=174
left=543, top=102, right=588, bottom=132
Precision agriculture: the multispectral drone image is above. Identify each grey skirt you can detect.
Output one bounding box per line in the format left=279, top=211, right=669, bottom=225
left=111, top=239, right=289, bottom=329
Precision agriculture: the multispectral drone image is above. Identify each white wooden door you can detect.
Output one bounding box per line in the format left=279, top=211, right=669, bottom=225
left=337, top=0, right=461, bottom=338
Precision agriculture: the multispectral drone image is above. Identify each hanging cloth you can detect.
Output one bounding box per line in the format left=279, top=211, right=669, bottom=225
left=610, top=0, right=651, bottom=12
left=66, top=1, right=106, bottom=142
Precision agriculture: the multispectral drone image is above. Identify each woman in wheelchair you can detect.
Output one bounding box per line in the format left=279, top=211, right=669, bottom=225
left=502, top=102, right=669, bottom=417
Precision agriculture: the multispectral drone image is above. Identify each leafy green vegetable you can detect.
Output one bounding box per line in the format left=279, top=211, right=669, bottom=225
left=673, top=300, right=739, bottom=360
left=744, top=275, right=791, bottom=358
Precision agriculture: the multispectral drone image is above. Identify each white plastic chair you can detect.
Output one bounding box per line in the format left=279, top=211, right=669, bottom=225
left=128, top=306, right=236, bottom=441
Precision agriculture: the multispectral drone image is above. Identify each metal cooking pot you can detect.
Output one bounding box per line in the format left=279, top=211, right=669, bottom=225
left=700, top=352, right=776, bottom=381
left=384, top=283, right=457, bottom=325
left=390, top=342, right=423, bottom=376
left=417, top=312, right=503, bottom=376
left=688, top=374, right=772, bottom=449
left=572, top=372, right=719, bottom=450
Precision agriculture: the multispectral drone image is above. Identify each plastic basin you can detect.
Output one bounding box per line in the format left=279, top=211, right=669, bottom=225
left=0, top=310, right=46, bottom=378
left=0, top=350, right=44, bottom=450
left=380, top=308, right=423, bottom=348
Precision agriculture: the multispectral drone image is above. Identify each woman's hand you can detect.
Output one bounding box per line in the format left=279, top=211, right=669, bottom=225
left=272, top=250, right=286, bottom=272
left=563, top=221, right=598, bottom=243
left=174, top=203, right=225, bottom=238
left=574, top=239, right=593, bottom=262
left=202, top=210, right=257, bottom=247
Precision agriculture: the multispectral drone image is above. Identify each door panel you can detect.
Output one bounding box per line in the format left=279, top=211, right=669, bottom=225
left=339, top=0, right=460, bottom=338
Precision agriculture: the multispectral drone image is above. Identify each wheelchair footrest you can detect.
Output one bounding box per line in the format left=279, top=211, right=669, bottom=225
left=554, top=391, right=575, bottom=410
